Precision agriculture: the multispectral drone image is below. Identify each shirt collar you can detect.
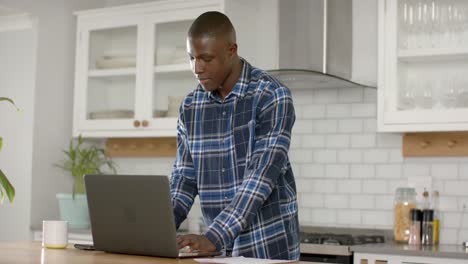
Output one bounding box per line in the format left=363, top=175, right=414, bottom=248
left=207, top=57, right=251, bottom=102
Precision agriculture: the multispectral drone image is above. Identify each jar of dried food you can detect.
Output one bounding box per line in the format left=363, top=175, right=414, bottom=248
left=394, top=187, right=417, bottom=243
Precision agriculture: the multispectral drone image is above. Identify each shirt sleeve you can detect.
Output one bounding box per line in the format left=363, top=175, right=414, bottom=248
left=204, top=84, right=295, bottom=250
left=170, top=110, right=198, bottom=229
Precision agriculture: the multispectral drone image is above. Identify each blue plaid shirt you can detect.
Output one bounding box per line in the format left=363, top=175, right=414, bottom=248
left=170, top=59, right=299, bottom=260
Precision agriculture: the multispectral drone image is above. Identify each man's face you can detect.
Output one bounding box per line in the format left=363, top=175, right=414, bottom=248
left=187, top=36, right=233, bottom=92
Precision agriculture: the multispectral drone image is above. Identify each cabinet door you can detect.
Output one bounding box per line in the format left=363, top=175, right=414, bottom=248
left=143, top=5, right=221, bottom=133
left=378, top=0, right=468, bottom=132
left=73, top=17, right=145, bottom=137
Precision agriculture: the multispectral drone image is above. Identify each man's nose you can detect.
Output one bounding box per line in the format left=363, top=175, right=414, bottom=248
left=193, top=59, right=204, bottom=74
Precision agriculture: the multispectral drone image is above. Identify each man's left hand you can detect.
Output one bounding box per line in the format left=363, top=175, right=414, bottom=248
left=176, top=234, right=216, bottom=252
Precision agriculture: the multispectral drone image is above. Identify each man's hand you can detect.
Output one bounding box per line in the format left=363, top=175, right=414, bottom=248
left=176, top=234, right=216, bottom=252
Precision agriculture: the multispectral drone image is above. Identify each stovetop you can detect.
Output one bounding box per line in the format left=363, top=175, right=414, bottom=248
left=300, top=232, right=385, bottom=246
left=299, top=227, right=390, bottom=256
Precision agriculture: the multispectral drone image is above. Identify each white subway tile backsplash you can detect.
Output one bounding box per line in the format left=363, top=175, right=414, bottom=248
left=338, top=119, right=363, bottom=133
left=290, top=149, right=314, bottom=163
left=444, top=181, right=468, bottom=196
left=312, top=89, right=338, bottom=103
left=295, top=178, right=314, bottom=193
left=325, top=194, right=349, bottom=208
left=290, top=135, right=302, bottom=149
left=351, top=103, right=376, bottom=117
left=351, top=134, right=376, bottom=148
left=375, top=195, right=393, bottom=209
left=458, top=230, right=468, bottom=244
left=438, top=196, right=458, bottom=211
left=459, top=164, right=468, bottom=179
left=363, top=150, right=389, bottom=163
left=310, top=209, right=337, bottom=224
left=338, top=150, right=362, bottom=163
left=363, top=119, right=377, bottom=132
left=326, top=164, right=349, bottom=178
left=291, top=90, right=314, bottom=105
left=302, top=135, right=326, bottom=148
left=376, top=165, right=402, bottom=179
left=442, top=212, right=462, bottom=228
left=403, top=164, right=430, bottom=178
left=350, top=195, right=375, bottom=209
left=293, top=120, right=314, bottom=134
left=337, top=210, right=362, bottom=225
left=440, top=229, right=458, bottom=245
left=300, top=164, right=325, bottom=178
left=337, top=179, right=362, bottom=194
left=363, top=180, right=388, bottom=194
left=350, top=165, right=375, bottom=179
left=311, top=179, right=337, bottom=193
left=301, top=193, right=324, bottom=208
left=298, top=208, right=312, bottom=223
left=338, top=87, right=363, bottom=103
left=302, top=105, right=326, bottom=119
left=363, top=88, right=377, bottom=102
left=314, top=150, right=337, bottom=163
left=431, top=164, right=458, bottom=180
left=376, top=133, right=402, bottom=148
left=312, top=120, right=338, bottom=133
left=362, top=211, right=392, bottom=226
left=326, top=135, right=350, bottom=148
left=387, top=180, right=409, bottom=194
left=326, top=104, right=351, bottom=118
left=388, top=149, right=404, bottom=163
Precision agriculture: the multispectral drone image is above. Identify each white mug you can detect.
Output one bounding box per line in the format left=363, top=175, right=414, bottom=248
left=42, top=220, right=68, bottom=249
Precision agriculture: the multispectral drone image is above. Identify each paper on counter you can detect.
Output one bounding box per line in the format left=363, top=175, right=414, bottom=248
left=194, top=256, right=295, bottom=264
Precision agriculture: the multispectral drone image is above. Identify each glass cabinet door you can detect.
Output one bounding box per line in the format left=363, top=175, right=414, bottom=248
left=80, top=25, right=140, bottom=130
left=150, top=20, right=198, bottom=125
left=380, top=0, right=468, bottom=130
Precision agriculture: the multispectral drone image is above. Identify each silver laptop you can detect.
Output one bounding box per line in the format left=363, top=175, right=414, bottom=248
left=84, top=174, right=221, bottom=258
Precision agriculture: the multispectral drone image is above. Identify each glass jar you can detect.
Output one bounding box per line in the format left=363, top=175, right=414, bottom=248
left=421, top=209, right=434, bottom=246
left=408, top=208, right=422, bottom=245
left=394, top=187, right=417, bottom=243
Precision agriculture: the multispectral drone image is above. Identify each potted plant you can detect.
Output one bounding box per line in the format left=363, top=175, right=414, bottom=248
left=55, top=135, right=116, bottom=229
left=0, top=97, right=19, bottom=204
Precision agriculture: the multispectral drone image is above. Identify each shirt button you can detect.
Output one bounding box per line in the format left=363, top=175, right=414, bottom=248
left=222, top=111, right=226, bottom=116
left=224, top=196, right=228, bottom=200
left=222, top=168, right=225, bottom=173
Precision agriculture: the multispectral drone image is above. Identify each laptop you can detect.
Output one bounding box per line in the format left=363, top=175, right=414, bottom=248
left=84, top=174, right=221, bottom=258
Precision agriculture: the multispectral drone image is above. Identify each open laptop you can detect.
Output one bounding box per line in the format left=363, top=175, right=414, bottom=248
left=84, top=174, right=221, bottom=258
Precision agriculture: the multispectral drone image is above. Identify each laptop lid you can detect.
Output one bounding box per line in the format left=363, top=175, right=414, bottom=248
left=84, top=174, right=180, bottom=258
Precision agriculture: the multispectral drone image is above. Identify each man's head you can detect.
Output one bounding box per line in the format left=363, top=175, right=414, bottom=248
left=187, top=11, right=238, bottom=93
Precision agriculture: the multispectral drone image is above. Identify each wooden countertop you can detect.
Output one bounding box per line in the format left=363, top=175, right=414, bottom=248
left=0, top=242, right=305, bottom=264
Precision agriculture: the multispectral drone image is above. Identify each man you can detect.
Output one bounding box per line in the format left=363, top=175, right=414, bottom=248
left=170, top=11, right=299, bottom=260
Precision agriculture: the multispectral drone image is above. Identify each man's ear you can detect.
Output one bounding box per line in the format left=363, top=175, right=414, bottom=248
left=228, top=43, right=237, bottom=58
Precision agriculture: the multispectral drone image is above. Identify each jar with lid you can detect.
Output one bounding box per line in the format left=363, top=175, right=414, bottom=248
left=394, top=187, right=417, bottom=243
left=408, top=208, right=422, bottom=245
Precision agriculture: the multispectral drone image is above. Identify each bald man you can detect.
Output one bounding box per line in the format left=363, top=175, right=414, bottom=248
left=170, top=11, right=299, bottom=260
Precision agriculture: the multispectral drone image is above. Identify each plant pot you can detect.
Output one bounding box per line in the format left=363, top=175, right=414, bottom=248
left=56, top=193, right=90, bottom=229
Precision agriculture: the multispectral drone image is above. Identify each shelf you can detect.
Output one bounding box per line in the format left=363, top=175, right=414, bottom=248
left=398, top=48, right=468, bottom=62
left=88, top=68, right=136, bottom=77
left=154, top=63, right=191, bottom=73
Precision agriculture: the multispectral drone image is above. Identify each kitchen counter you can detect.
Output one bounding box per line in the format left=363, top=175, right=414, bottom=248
left=1, top=242, right=307, bottom=263
left=351, top=243, right=468, bottom=260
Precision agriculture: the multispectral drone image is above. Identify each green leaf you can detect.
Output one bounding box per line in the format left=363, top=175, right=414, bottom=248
left=0, top=136, right=3, bottom=152
left=0, top=169, right=15, bottom=203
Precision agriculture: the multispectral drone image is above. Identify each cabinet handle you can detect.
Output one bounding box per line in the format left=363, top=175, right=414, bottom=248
left=447, top=140, right=457, bottom=148
left=419, top=140, right=430, bottom=148
left=142, top=120, right=149, bottom=127
left=133, top=120, right=141, bottom=127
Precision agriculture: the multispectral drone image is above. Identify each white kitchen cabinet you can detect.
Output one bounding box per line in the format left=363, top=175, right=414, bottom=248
left=72, top=0, right=285, bottom=138
left=72, top=0, right=224, bottom=138
left=377, top=0, right=468, bottom=132
left=355, top=252, right=468, bottom=264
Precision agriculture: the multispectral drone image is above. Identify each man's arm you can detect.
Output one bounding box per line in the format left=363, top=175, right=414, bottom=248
left=170, top=114, right=198, bottom=229
left=204, top=84, right=295, bottom=251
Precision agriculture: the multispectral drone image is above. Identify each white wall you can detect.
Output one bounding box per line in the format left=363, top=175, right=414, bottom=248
left=0, top=0, right=106, bottom=237
left=0, top=24, right=36, bottom=241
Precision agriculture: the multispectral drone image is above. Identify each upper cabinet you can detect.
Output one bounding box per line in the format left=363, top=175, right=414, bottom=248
left=73, top=0, right=284, bottom=138
left=378, top=0, right=468, bottom=132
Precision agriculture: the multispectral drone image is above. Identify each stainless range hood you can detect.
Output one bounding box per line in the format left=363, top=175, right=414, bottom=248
left=266, top=0, right=378, bottom=89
